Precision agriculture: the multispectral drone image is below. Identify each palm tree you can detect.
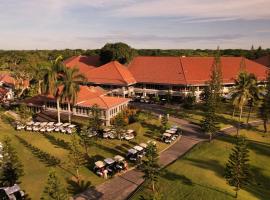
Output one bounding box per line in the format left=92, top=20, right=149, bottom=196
left=61, top=67, right=86, bottom=123
left=232, top=72, right=254, bottom=135
left=42, top=56, right=64, bottom=123
left=246, top=74, right=261, bottom=124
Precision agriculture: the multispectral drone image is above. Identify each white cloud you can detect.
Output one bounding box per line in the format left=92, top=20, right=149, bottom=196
left=111, top=0, right=270, bottom=20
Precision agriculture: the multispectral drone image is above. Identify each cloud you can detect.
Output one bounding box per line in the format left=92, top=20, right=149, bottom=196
left=111, top=0, right=270, bottom=21
left=77, top=33, right=245, bottom=43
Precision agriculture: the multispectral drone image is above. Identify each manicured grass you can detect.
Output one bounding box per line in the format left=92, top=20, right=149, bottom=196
left=132, top=125, right=270, bottom=200
left=165, top=102, right=259, bottom=129
left=0, top=111, right=168, bottom=199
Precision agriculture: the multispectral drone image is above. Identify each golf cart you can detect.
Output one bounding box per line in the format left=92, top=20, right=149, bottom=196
left=104, top=158, right=116, bottom=175
left=139, top=143, right=148, bottom=154
left=114, top=155, right=127, bottom=172
left=54, top=123, right=63, bottom=132
left=0, top=184, right=25, bottom=200
left=161, top=132, right=176, bottom=144
left=32, top=122, right=41, bottom=132
left=126, top=148, right=138, bottom=162
left=93, top=161, right=105, bottom=177
left=125, top=129, right=135, bottom=140
left=133, top=145, right=144, bottom=158
left=16, top=122, right=25, bottom=131
left=102, top=128, right=111, bottom=138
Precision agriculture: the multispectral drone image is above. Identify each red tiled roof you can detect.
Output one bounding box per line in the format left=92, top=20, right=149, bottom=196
left=0, top=73, right=16, bottom=86
left=76, top=96, right=129, bottom=109
left=85, top=61, right=137, bottom=86
left=25, top=85, right=129, bottom=109
left=128, top=56, right=186, bottom=85
left=0, top=73, right=29, bottom=88
left=254, top=55, right=270, bottom=67
left=64, top=55, right=101, bottom=73
left=76, top=85, right=106, bottom=102
left=129, top=56, right=269, bottom=85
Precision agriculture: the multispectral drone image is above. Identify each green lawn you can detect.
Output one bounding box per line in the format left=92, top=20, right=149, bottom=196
left=132, top=124, right=270, bottom=200
left=0, top=111, right=168, bottom=199
left=165, top=102, right=259, bottom=129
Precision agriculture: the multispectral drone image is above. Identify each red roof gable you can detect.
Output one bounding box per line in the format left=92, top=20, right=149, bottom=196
left=129, top=56, right=269, bottom=85
left=64, top=55, right=101, bottom=74
left=86, top=61, right=136, bottom=86
left=76, top=96, right=129, bottom=109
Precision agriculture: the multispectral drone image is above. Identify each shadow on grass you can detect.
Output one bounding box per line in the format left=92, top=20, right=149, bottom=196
left=245, top=166, right=270, bottom=200
left=162, top=170, right=193, bottom=186
left=43, top=133, right=71, bottom=150
left=186, top=158, right=225, bottom=178
left=161, top=169, right=234, bottom=198
left=15, top=135, right=61, bottom=167
left=67, top=179, right=103, bottom=199
left=217, top=133, right=270, bottom=157
left=94, top=143, right=123, bottom=157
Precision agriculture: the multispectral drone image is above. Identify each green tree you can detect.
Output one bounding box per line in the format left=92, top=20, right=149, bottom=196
left=0, top=137, right=24, bottom=187
left=100, top=42, right=136, bottom=64
left=246, top=74, right=261, bottom=124
left=209, top=49, right=223, bottom=104
left=78, top=126, right=95, bottom=159
left=61, top=67, right=86, bottom=123
left=68, top=134, right=86, bottom=181
left=200, top=50, right=222, bottom=141
left=161, top=114, right=168, bottom=132
left=141, top=142, right=160, bottom=192
left=232, top=72, right=254, bottom=135
left=42, top=56, right=64, bottom=123
left=201, top=89, right=219, bottom=142
left=113, top=113, right=127, bottom=139
left=258, top=71, right=270, bottom=133
left=88, top=104, right=103, bottom=132
left=225, top=136, right=250, bottom=198
left=42, top=170, right=68, bottom=200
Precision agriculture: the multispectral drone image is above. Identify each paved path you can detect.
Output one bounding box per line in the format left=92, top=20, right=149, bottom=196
left=74, top=106, right=206, bottom=200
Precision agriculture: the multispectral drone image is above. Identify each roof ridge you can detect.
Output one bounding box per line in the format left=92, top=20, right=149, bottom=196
left=179, top=57, right=188, bottom=85
left=113, top=61, right=129, bottom=84
left=99, top=95, right=109, bottom=109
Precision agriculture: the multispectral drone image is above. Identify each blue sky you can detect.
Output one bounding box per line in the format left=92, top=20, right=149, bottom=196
left=1, top=0, right=270, bottom=50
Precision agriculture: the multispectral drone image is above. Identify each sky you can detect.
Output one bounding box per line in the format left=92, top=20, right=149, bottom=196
left=0, top=0, right=270, bottom=50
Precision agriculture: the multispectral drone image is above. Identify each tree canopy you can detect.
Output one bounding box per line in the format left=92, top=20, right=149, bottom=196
left=99, top=42, right=136, bottom=64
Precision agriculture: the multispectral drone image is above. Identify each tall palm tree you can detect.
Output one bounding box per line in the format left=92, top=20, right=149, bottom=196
left=246, top=74, right=261, bottom=124
left=232, top=72, right=253, bottom=135
left=42, top=56, right=64, bottom=123
left=61, top=67, right=86, bottom=123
